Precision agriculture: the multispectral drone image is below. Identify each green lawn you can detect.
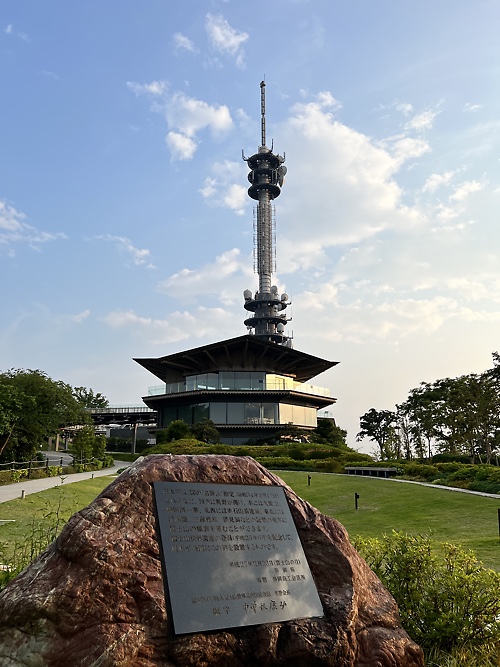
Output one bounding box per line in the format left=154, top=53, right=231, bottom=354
left=277, top=471, right=500, bottom=571
left=0, top=477, right=115, bottom=559
left=1, top=471, right=499, bottom=571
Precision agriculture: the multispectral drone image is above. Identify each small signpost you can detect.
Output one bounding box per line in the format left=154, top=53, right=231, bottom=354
left=154, top=482, right=324, bottom=635
left=354, top=492, right=360, bottom=510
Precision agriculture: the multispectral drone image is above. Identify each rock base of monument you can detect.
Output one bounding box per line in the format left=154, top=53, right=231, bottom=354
left=0, top=455, right=424, bottom=666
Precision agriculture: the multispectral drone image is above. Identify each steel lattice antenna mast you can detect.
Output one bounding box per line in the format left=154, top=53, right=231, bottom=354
left=242, top=81, right=291, bottom=346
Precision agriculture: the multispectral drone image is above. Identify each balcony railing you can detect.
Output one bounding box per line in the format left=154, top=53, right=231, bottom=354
left=147, top=380, right=330, bottom=398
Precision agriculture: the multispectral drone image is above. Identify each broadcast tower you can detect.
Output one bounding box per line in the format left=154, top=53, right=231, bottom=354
left=136, top=82, right=337, bottom=445
left=243, top=81, right=291, bottom=346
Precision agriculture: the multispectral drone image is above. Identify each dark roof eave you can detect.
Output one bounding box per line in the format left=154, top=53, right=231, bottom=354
left=134, top=335, right=338, bottom=383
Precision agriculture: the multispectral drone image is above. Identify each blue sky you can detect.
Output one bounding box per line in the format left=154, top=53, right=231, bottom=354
left=2, top=1, right=500, bottom=452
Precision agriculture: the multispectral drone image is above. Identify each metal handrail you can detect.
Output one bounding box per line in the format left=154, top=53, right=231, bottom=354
left=148, top=381, right=331, bottom=398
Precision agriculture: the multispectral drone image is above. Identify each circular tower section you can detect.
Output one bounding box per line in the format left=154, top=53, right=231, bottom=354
left=243, top=81, right=290, bottom=346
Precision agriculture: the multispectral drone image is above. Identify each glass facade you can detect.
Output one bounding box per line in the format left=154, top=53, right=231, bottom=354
left=151, top=371, right=330, bottom=398
left=159, top=401, right=316, bottom=428
left=279, top=404, right=316, bottom=427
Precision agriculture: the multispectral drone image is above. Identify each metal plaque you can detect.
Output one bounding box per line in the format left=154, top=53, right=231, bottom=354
left=153, top=481, right=324, bottom=635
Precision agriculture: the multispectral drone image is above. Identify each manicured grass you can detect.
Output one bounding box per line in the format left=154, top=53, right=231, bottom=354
left=0, top=477, right=114, bottom=559
left=277, top=472, right=500, bottom=571
left=1, top=471, right=499, bottom=571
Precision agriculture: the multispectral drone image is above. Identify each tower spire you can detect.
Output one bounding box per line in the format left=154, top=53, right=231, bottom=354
left=260, top=79, right=266, bottom=148
left=242, top=82, right=290, bottom=346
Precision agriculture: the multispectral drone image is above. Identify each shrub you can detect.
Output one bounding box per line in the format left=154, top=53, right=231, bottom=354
left=432, top=453, right=471, bottom=464
left=448, top=465, right=482, bottom=483
left=434, top=462, right=465, bottom=474
left=311, top=459, right=343, bottom=473
left=401, top=463, right=439, bottom=480
left=469, top=480, right=500, bottom=494
left=354, top=531, right=500, bottom=652
left=158, top=420, right=191, bottom=443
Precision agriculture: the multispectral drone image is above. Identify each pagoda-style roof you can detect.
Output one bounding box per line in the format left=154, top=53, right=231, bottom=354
left=134, top=335, right=337, bottom=384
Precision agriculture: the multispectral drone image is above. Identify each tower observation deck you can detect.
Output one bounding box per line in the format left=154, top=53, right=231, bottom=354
left=243, top=81, right=290, bottom=346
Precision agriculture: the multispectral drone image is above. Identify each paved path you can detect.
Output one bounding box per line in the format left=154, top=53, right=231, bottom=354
left=385, top=475, right=500, bottom=498
left=0, top=461, right=131, bottom=504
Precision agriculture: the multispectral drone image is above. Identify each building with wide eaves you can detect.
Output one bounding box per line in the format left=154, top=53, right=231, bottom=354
left=135, top=335, right=336, bottom=445
left=135, top=83, right=338, bottom=445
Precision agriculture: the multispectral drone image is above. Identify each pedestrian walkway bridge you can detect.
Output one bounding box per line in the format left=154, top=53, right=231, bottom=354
left=89, top=406, right=157, bottom=426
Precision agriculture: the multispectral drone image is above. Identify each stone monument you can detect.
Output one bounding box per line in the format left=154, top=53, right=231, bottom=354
left=0, top=455, right=424, bottom=666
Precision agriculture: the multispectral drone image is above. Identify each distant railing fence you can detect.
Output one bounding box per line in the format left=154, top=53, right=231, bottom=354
left=0, top=456, right=101, bottom=479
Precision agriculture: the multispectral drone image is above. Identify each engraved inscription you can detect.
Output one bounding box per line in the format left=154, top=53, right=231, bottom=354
left=154, top=482, right=324, bottom=634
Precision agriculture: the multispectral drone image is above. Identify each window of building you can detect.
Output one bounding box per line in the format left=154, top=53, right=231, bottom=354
left=209, top=402, right=227, bottom=423
left=227, top=403, right=245, bottom=424
left=192, top=403, right=209, bottom=422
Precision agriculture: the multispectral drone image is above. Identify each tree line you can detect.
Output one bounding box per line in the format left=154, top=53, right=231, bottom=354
left=0, top=369, right=108, bottom=463
left=357, top=352, right=500, bottom=462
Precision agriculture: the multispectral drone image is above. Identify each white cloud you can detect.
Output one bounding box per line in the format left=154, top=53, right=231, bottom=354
left=395, top=101, right=414, bottom=116
left=223, top=184, right=247, bottom=213
left=158, top=248, right=250, bottom=305
left=104, top=307, right=238, bottom=345
left=68, top=309, right=91, bottom=324
left=0, top=200, right=66, bottom=253
left=166, top=132, right=197, bottom=160
left=405, top=109, right=439, bottom=131
left=205, top=13, right=248, bottom=67
left=127, top=82, right=233, bottom=160
left=449, top=179, right=485, bottom=202
left=166, top=92, right=232, bottom=138
left=273, top=93, right=424, bottom=270
left=164, top=92, right=232, bottom=160
left=95, top=234, right=156, bottom=268
left=126, top=80, right=167, bottom=97
left=390, top=137, right=431, bottom=164
left=70, top=309, right=90, bottom=324
left=463, top=103, right=482, bottom=113
left=4, top=23, right=29, bottom=41
left=173, top=33, right=196, bottom=53
left=422, top=171, right=456, bottom=193
left=199, top=160, right=247, bottom=213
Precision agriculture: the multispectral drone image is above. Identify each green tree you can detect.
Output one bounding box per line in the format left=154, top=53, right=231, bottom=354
left=403, top=372, right=500, bottom=461
left=72, top=386, right=109, bottom=409
left=356, top=408, right=397, bottom=459
left=0, top=384, right=34, bottom=458
left=190, top=419, right=220, bottom=444
left=70, top=426, right=95, bottom=462
left=70, top=425, right=106, bottom=462
left=0, top=369, right=89, bottom=462
left=313, top=419, right=348, bottom=446
left=159, top=419, right=191, bottom=442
